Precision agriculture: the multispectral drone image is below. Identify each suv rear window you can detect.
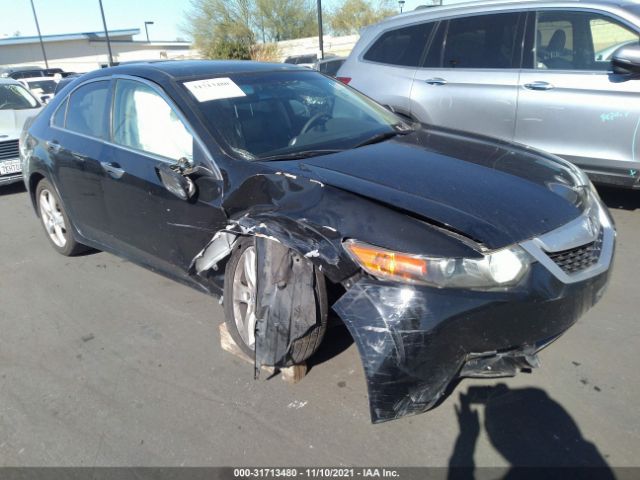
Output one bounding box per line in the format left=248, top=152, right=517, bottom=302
left=443, top=12, right=520, bottom=68
left=364, top=22, right=435, bottom=67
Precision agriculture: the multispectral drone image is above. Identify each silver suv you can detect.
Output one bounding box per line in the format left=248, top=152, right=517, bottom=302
left=338, top=0, right=640, bottom=188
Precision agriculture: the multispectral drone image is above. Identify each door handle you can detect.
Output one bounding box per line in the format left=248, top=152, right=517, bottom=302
left=46, top=141, right=61, bottom=153
left=524, top=81, right=554, bottom=91
left=424, top=77, right=447, bottom=86
left=100, top=161, right=125, bottom=179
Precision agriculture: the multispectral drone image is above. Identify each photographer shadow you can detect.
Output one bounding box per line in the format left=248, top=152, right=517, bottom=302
left=448, top=383, right=613, bottom=478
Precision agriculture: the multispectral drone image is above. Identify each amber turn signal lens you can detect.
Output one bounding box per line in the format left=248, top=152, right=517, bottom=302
left=345, top=242, right=427, bottom=282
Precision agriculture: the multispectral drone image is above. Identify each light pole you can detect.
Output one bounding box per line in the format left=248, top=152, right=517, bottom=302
left=398, top=0, right=405, bottom=13
left=29, top=0, right=49, bottom=69
left=144, top=21, right=154, bottom=43
left=98, top=0, right=114, bottom=66
left=317, top=0, right=324, bottom=60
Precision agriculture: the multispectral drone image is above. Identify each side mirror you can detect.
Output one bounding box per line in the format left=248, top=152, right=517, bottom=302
left=156, top=163, right=196, bottom=201
left=612, top=43, right=640, bottom=75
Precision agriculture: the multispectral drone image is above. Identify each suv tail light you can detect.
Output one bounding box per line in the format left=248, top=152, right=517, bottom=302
left=337, top=77, right=351, bottom=85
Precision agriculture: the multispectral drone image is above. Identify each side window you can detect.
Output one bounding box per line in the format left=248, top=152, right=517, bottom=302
left=112, top=79, right=193, bottom=161
left=66, top=81, right=109, bottom=138
left=591, top=15, right=639, bottom=65
left=51, top=97, right=68, bottom=128
left=536, top=11, right=639, bottom=71
left=443, top=13, right=520, bottom=68
left=363, top=22, right=435, bottom=67
left=423, top=22, right=447, bottom=67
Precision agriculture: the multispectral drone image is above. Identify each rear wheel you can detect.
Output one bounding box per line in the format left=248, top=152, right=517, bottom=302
left=223, top=237, right=327, bottom=363
left=36, top=179, right=87, bottom=256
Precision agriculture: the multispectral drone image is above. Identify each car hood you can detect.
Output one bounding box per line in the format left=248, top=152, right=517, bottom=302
left=285, top=127, right=585, bottom=250
left=0, top=107, right=41, bottom=140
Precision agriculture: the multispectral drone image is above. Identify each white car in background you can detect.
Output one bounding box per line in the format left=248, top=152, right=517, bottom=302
left=18, top=76, right=58, bottom=104
left=0, top=78, right=42, bottom=187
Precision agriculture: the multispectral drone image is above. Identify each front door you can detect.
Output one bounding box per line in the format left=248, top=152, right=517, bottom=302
left=515, top=10, right=640, bottom=184
left=100, top=77, right=226, bottom=280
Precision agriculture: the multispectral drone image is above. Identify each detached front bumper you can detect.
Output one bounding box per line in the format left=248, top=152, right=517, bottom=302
left=333, top=264, right=611, bottom=423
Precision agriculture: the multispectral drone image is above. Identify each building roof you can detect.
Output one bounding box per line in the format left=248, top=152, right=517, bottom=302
left=0, top=28, right=189, bottom=47
left=0, top=28, right=139, bottom=46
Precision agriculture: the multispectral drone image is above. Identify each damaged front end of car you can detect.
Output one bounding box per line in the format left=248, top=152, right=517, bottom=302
left=188, top=167, right=615, bottom=424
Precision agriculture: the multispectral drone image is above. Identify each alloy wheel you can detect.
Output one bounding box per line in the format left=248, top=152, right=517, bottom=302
left=232, top=245, right=258, bottom=349
left=39, top=189, right=67, bottom=248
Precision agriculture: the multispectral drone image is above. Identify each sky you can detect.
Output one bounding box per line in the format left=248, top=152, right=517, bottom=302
left=0, top=0, right=478, bottom=41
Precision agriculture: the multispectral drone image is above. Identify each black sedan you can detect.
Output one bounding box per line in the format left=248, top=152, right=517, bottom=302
left=21, top=61, right=616, bottom=423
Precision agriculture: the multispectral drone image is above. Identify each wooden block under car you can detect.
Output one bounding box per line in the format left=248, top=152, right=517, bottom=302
left=218, top=323, right=307, bottom=384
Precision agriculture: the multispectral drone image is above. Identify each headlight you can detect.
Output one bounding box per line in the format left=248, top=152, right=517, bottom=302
left=343, top=240, right=531, bottom=289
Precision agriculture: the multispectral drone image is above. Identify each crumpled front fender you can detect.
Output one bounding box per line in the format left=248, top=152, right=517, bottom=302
left=333, top=266, right=609, bottom=423
left=333, top=280, right=483, bottom=423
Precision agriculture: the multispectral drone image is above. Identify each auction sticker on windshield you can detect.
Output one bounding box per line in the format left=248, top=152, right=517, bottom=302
left=0, top=159, right=21, bottom=175
left=184, top=77, right=246, bottom=102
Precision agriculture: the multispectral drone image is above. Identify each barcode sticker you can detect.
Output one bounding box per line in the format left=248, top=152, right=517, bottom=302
left=184, top=77, right=246, bottom=102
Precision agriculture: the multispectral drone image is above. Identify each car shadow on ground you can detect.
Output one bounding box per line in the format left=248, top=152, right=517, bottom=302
left=597, top=185, right=639, bottom=211
left=0, top=182, right=26, bottom=196
left=447, top=383, right=614, bottom=476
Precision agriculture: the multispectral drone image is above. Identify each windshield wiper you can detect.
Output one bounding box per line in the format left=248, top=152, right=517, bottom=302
left=258, top=149, right=343, bottom=161
left=354, top=131, right=404, bottom=148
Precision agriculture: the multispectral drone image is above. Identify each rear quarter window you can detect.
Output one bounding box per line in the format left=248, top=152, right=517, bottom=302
left=65, top=81, right=110, bottom=139
left=51, top=97, right=68, bottom=128
left=363, top=22, right=435, bottom=67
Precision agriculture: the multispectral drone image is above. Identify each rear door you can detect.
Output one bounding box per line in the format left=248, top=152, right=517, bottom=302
left=411, top=12, right=525, bottom=141
left=515, top=10, right=640, bottom=184
left=50, top=79, right=112, bottom=241
left=100, top=77, right=226, bottom=278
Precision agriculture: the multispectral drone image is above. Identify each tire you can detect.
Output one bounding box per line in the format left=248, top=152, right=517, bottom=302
left=223, top=237, right=327, bottom=364
left=35, top=179, right=87, bottom=256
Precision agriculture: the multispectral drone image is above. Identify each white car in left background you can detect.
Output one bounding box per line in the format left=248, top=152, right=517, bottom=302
left=0, top=78, right=42, bottom=187
left=18, top=76, right=58, bottom=104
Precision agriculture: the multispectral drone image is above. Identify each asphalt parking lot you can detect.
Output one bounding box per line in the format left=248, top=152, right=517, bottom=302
left=0, top=181, right=639, bottom=468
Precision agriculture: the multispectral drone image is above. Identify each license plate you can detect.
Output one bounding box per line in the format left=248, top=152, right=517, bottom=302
left=0, top=159, right=21, bottom=176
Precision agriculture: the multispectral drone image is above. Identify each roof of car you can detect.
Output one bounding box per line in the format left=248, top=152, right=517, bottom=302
left=88, top=60, right=306, bottom=82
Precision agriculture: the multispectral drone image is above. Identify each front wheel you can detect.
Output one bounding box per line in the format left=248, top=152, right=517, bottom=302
left=36, top=179, right=87, bottom=256
left=223, top=237, right=327, bottom=363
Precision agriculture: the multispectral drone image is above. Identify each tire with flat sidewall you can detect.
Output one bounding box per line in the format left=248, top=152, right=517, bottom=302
left=223, top=237, right=328, bottom=364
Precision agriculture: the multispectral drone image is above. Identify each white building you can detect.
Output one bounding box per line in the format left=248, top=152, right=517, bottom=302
left=0, top=28, right=198, bottom=73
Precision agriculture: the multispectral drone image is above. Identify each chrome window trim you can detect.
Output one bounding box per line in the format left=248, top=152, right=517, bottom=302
left=520, top=204, right=615, bottom=284
left=50, top=124, right=190, bottom=167
left=358, top=5, right=639, bottom=72
left=49, top=75, right=222, bottom=180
